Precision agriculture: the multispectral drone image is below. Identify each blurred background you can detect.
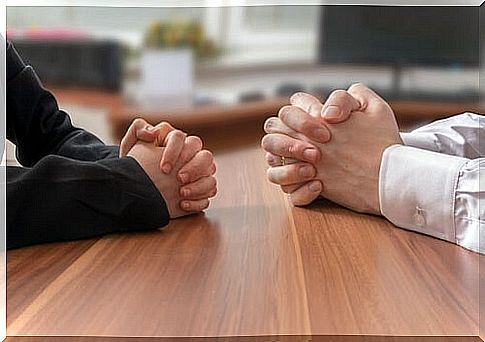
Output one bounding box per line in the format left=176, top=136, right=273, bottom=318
left=5, top=5, right=483, bottom=164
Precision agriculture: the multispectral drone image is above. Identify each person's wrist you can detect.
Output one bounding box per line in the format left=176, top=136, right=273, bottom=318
left=116, top=156, right=170, bottom=227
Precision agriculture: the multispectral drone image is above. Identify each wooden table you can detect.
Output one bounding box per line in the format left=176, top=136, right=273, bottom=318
left=7, top=125, right=480, bottom=341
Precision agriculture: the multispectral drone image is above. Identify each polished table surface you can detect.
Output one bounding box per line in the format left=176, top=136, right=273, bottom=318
left=7, top=136, right=479, bottom=338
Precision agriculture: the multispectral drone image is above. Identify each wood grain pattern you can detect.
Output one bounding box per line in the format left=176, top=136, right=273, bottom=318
left=7, top=133, right=480, bottom=338
left=292, top=200, right=478, bottom=335
left=7, top=239, right=98, bottom=326
left=4, top=336, right=484, bottom=342
left=7, top=145, right=311, bottom=337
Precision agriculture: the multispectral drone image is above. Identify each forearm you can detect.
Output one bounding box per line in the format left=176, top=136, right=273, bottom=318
left=7, top=156, right=169, bottom=249
left=6, top=41, right=118, bottom=166
left=379, top=145, right=483, bottom=253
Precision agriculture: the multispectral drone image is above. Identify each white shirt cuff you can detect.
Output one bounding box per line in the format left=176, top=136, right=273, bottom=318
left=400, top=132, right=439, bottom=152
left=379, top=145, right=468, bottom=243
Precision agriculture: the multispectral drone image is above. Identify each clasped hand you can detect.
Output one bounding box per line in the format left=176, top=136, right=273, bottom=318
left=120, top=119, right=217, bottom=219
left=262, top=83, right=403, bottom=214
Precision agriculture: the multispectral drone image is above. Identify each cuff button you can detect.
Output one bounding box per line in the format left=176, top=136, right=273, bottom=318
left=413, top=206, right=426, bottom=227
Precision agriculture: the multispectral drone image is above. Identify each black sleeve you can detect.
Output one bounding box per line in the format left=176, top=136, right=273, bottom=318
left=6, top=41, right=118, bottom=165
left=6, top=41, right=170, bottom=249
left=7, top=156, right=170, bottom=249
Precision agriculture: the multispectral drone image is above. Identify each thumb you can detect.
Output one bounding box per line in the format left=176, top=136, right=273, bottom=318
left=321, top=89, right=361, bottom=124
left=137, top=126, right=159, bottom=142
left=119, top=119, right=157, bottom=157
left=346, top=83, right=384, bottom=113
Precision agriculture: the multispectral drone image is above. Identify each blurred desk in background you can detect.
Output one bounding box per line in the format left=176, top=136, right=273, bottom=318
left=109, top=99, right=484, bottom=145
left=47, top=86, right=484, bottom=148
left=390, top=101, right=484, bottom=130
left=49, top=86, right=123, bottom=113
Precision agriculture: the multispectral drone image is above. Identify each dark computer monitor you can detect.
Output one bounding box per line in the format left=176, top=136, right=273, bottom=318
left=318, top=6, right=480, bottom=100
left=319, top=6, right=479, bottom=67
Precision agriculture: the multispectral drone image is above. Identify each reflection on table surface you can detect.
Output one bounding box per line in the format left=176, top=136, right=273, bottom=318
left=7, top=138, right=479, bottom=337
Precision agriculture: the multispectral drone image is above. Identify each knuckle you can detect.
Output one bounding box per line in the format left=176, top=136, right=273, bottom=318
left=156, top=121, right=175, bottom=133
left=262, top=135, right=281, bottom=153
left=332, top=89, right=349, bottom=99
left=278, top=105, right=292, bottom=119
left=348, top=82, right=365, bottom=92
left=287, top=142, right=303, bottom=156
left=267, top=168, right=277, bottom=183
left=158, top=122, right=171, bottom=129
left=132, top=118, right=146, bottom=127
left=290, top=92, right=305, bottom=102
left=261, top=135, right=272, bottom=150
left=200, top=149, right=214, bottom=161
left=171, top=129, right=186, bottom=139
left=264, top=117, right=277, bottom=132
left=190, top=135, right=203, bottom=147
left=284, top=142, right=294, bottom=154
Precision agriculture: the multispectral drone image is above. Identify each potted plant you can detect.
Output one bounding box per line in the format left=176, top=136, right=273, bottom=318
left=139, top=21, right=219, bottom=108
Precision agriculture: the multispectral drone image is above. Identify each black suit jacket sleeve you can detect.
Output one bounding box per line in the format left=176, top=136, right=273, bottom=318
left=6, top=41, right=170, bottom=249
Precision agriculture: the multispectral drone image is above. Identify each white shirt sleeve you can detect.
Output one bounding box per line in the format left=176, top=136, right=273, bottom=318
left=399, top=112, right=484, bottom=158
left=380, top=113, right=484, bottom=254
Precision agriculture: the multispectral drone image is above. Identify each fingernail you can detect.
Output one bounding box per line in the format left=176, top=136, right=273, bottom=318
left=299, top=165, right=315, bottom=178
left=302, top=148, right=318, bottom=161
left=181, top=188, right=190, bottom=197
left=314, top=128, right=329, bottom=141
left=264, top=120, right=272, bottom=131
left=182, top=201, right=190, bottom=210
left=162, top=163, right=172, bottom=174
left=323, top=106, right=341, bottom=119
left=308, top=181, right=321, bottom=193
left=179, top=172, right=188, bottom=183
